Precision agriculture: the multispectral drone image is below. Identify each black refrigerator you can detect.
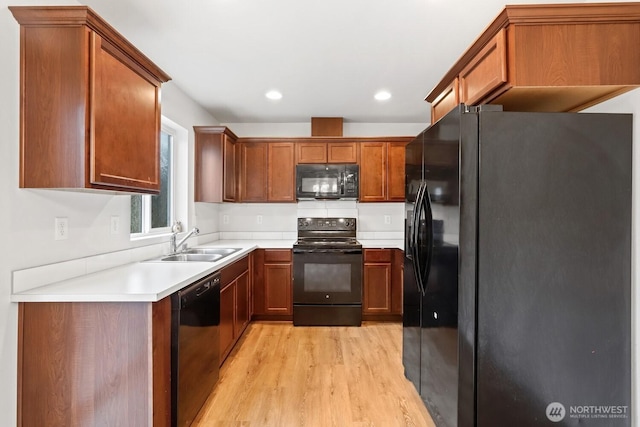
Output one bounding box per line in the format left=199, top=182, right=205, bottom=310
left=403, top=104, right=631, bottom=427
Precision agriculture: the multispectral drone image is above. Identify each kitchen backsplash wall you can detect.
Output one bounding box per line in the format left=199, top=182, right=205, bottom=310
left=217, top=203, right=298, bottom=240
left=216, top=201, right=404, bottom=240
left=356, top=203, right=405, bottom=240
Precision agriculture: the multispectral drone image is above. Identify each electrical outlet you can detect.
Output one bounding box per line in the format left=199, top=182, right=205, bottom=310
left=257, top=215, right=263, bottom=224
left=110, top=216, right=120, bottom=235
left=223, top=215, right=229, bottom=224
left=54, top=217, right=68, bottom=240
left=384, top=215, right=391, bottom=225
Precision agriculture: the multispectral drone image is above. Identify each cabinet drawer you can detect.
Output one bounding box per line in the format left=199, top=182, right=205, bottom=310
left=221, top=255, right=249, bottom=287
left=459, top=28, right=508, bottom=105
left=364, top=249, right=392, bottom=263
left=264, top=249, right=292, bottom=263
left=430, top=77, right=459, bottom=124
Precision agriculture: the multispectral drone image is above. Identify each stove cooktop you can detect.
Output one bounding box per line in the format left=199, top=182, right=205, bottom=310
left=295, top=217, right=360, bottom=249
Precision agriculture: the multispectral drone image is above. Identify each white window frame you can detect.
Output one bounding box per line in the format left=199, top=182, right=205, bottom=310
left=130, top=122, right=177, bottom=238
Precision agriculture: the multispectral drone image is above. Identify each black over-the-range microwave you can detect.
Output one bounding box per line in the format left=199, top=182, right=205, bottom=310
left=295, top=164, right=359, bottom=200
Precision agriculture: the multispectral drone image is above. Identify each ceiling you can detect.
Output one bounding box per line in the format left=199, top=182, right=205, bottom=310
left=81, top=0, right=588, bottom=124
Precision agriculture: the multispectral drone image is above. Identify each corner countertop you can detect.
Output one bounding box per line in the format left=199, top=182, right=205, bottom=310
left=12, top=238, right=402, bottom=303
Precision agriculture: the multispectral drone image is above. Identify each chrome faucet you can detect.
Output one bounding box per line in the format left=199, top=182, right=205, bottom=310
left=170, top=222, right=200, bottom=253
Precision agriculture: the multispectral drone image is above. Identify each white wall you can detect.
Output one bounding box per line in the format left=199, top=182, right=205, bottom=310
left=222, top=122, right=426, bottom=137
left=0, top=1, right=219, bottom=424
left=584, top=88, right=639, bottom=426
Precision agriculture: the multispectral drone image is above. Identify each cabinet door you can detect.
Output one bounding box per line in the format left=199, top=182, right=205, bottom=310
left=327, top=142, right=358, bottom=163
left=387, top=142, right=406, bottom=201
left=234, top=271, right=250, bottom=337
left=264, top=263, right=292, bottom=315
left=219, top=283, right=235, bottom=363
left=92, top=34, right=161, bottom=192
left=296, top=142, right=327, bottom=163
left=431, top=78, right=459, bottom=125
left=391, top=249, right=404, bottom=315
left=363, top=263, right=392, bottom=314
left=359, top=142, right=387, bottom=202
left=268, top=142, right=295, bottom=202
left=240, top=142, right=268, bottom=201
left=459, top=28, right=507, bottom=106
left=223, top=135, right=237, bottom=202
left=194, top=131, right=222, bottom=203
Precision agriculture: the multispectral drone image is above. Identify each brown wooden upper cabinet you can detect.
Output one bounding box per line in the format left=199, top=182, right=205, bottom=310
left=359, top=139, right=411, bottom=202
left=194, top=126, right=238, bottom=203
left=296, top=141, right=358, bottom=164
left=238, top=140, right=295, bottom=202
left=426, top=3, right=640, bottom=123
left=10, top=6, right=170, bottom=194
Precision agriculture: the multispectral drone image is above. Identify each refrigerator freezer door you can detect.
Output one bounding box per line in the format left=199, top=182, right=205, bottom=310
left=418, top=107, right=462, bottom=427
left=403, top=131, right=425, bottom=393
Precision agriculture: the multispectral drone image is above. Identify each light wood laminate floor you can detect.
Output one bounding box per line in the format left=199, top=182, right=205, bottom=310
left=193, top=322, right=436, bottom=427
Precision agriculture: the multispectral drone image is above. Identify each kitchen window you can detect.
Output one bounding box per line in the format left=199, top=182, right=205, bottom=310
left=130, top=123, right=176, bottom=236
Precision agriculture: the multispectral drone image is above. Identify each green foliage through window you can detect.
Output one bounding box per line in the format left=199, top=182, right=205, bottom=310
left=130, top=130, right=174, bottom=234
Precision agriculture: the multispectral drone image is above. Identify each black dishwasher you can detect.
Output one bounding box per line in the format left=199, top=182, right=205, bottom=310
left=171, top=272, right=221, bottom=427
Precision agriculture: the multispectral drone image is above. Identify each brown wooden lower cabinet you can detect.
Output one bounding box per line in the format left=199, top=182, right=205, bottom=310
left=220, top=255, right=251, bottom=364
left=17, top=298, right=172, bottom=427
left=219, top=282, right=235, bottom=362
left=252, top=249, right=293, bottom=320
left=363, top=248, right=403, bottom=321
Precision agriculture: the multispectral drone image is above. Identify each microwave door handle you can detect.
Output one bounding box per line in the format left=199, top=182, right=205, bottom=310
left=340, top=171, right=345, bottom=195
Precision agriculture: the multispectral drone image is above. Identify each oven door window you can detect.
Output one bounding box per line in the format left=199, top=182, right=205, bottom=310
left=303, top=263, right=352, bottom=292
left=293, top=252, right=362, bottom=304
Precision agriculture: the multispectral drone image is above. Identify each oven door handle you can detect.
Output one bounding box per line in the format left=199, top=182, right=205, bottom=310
left=293, top=248, right=363, bottom=254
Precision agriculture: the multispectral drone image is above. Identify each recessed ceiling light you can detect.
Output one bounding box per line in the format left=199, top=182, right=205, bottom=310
left=374, top=90, right=391, bottom=101
left=265, top=90, right=283, bottom=100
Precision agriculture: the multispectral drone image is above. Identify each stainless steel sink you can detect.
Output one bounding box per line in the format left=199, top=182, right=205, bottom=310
left=183, top=248, right=241, bottom=256
left=146, top=247, right=242, bottom=262
left=159, top=253, right=225, bottom=262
